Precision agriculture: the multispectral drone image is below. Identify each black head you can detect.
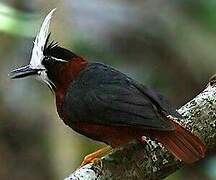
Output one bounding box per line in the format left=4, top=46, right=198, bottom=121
left=43, top=37, right=77, bottom=61
left=9, top=8, right=80, bottom=90
left=40, top=38, right=79, bottom=88
left=10, top=34, right=78, bottom=90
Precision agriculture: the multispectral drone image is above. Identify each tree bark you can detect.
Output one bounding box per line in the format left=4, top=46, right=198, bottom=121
left=65, top=76, right=216, bottom=180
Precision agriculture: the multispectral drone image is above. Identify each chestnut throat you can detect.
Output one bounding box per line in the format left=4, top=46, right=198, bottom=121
left=49, top=57, right=88, bottom=113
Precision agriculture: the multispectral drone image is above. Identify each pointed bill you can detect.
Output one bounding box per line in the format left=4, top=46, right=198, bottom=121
left=30, top=8, right=56, bottom=69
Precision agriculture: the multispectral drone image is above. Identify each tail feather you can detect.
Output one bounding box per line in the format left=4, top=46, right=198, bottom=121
left=153, top=121, right=206, bottom=163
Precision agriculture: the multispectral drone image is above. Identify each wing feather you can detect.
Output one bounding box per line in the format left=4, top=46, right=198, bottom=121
left=64, top=63, right=176, bottom=131
left=84, top=85, right=174, bottom=130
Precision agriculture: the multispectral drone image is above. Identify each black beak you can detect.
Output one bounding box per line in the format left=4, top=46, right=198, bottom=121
left=9, top=65, right=39, bottom=79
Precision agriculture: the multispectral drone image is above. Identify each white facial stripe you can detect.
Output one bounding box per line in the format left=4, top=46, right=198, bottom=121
left=51, top=56, right=67, bottom=62
left=30, top=8, right=56, bottom=69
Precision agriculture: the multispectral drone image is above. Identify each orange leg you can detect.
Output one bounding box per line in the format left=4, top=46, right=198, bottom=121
left=81, top=146, right=112, bottom=166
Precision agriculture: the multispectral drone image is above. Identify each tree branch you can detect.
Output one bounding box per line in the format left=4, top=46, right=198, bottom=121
left=65, top=77, right=216, bottom=180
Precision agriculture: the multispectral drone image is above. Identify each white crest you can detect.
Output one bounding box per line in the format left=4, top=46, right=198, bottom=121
left=30, top=8, right=56, bottom=69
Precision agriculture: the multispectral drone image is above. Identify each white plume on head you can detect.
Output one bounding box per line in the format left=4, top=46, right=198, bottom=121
left=30, top=8, right=56, bottom=69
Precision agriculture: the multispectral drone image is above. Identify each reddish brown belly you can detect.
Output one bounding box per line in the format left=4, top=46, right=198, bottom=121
left=71, top=122, right=137, bottom=147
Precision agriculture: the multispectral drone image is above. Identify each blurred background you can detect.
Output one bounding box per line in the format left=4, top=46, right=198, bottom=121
left=0, top=0, right=215, bottom=179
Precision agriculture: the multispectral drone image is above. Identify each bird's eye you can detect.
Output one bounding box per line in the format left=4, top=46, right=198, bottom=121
left=43, top=56, right=50, bottom=61
left=42, top=56, right=52, bottom=66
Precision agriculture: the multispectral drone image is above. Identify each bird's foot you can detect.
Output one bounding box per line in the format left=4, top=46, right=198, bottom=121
left=80, top=146, right=112, bottom=167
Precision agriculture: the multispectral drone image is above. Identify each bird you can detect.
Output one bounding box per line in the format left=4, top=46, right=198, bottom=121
left=9, top=9, right=205, bottom=165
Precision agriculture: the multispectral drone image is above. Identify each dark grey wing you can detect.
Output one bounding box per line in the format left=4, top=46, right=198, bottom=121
left=64, top=63, right=175, bottom=131
left=84, top=86, right=175, bottom=130
left=132, top=82, right=183, bottom=119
